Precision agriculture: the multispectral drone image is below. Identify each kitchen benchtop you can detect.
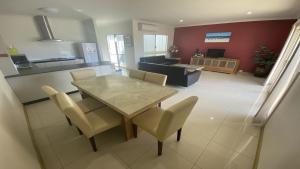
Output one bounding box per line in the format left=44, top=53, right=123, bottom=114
left=31, top=57, right=79, bottom=63
left=5, top=61, right=112, bottom=78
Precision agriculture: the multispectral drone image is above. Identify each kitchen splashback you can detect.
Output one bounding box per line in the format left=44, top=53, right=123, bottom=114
left=17, top=41, right=79, bottom=61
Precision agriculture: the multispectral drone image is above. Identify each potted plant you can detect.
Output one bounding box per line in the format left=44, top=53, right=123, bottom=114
left=168, top=45, right=179, bottom=58
left=254, top=46, right=278, bottom=77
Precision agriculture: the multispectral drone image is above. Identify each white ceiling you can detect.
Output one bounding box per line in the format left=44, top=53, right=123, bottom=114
left=0, top=0, right=299, bottom=26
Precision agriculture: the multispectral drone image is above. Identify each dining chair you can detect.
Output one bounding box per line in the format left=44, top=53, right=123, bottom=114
left=144, top=72, right=168, bottom=107
left=70, top=69, right=96, bottom=98
left=144, top=72, right=167, bottom=86
left=128, top=69, right=146, bottom=80
left=132, top=96, right=198, bottom=156
left=56, top=92, right=122, bottom=152
left=41, top=85, right=106, bottom=126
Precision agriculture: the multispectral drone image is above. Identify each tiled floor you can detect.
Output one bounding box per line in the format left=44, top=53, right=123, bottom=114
left=26, top=71, right=264, bottom=169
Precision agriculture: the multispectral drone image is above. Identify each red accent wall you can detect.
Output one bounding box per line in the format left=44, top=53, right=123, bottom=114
left=174, top=20, right=296, bottom=72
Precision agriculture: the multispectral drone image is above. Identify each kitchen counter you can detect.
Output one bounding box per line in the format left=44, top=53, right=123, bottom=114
left=6, top=62, right=115, bottom=104
left=31, top=57, right=78, bottom=63
left=5, top=61, right=112, bottom=78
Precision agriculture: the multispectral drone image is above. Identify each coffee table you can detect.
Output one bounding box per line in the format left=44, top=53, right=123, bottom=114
left=173, top=64, right=204, bottom=72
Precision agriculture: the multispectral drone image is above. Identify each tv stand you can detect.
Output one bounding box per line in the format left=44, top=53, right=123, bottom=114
left=190, top=56, right=240, bottom=74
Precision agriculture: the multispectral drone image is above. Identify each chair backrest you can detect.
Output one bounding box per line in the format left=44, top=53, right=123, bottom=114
left=56, top=92, right=93, bottom=137
left=128, top=69, right=146, bottom=80
left=70, top=69, right=96, bottom=81
left=144, top=72, right=167, bottom=86
left=41, top=85, right=59, bottom=107
left=156, top=96, right=198, bottom=141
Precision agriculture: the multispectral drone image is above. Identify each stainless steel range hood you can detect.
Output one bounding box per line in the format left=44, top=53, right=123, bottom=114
left=34, top=15, right=62, bottom=42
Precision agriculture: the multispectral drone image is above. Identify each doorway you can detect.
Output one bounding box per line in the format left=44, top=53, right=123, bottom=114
left=107, top=34, right=126, bottom=69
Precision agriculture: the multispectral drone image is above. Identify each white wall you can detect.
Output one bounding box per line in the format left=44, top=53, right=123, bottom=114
left=132, top=19, right=175, bottom=68
left=0, top=34, right=7, bottom=54
left=0, top=14, right=97, bottom=61
left=95, top=20, right=135, bottom=68
left=0, top=71, right=41, bottom=169
left=256, top=42, right=300, bottom=169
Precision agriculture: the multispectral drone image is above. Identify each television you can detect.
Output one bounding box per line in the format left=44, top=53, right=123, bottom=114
left=206, top=49, right=225, bottom=58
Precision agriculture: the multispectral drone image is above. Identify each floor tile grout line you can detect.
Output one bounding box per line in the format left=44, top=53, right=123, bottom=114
left=191, top=114, right=227, bottom=169
left=192, top=115, right=258, bottom=168
left=26, top=106, right=67, bottom=169
left=205, top=110, right=260, bottom=164
left=33, top=120, right=65, bottom=169
left=26, top=72, right=264, bottom=169
left=46, top=123, right=71, bottom=169
left=124, top=145, right=154, bottom=169
left=109, top=151, right=133, bottom=169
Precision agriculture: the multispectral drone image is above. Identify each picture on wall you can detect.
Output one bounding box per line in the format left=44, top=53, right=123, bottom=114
left=205, top=32, right=232, bottom=43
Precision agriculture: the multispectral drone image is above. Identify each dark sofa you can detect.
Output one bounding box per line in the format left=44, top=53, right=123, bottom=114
left=138, top=56, right=201, bottom=87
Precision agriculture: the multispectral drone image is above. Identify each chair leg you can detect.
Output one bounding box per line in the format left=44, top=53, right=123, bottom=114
left=133, top=124, right=138, bottom=138
left=158, top=141, right=163, bottom=156
left=89, top=137, right=97, bottom=152
left=80, top=92, right=88, bottom=99
left=65, top=116, right=72, bottom=126
left=158, top=102, right=161, bottom=107
left=77, top=127, right=83, bottom=135
left=177, top=128, right=182, bottom=141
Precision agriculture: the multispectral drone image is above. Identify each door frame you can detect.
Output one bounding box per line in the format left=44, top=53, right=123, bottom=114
left=253, top=20, right=300, bottom=124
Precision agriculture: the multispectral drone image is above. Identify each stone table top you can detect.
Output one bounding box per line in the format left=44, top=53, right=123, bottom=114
left=72, top=75, right=178, bottom=118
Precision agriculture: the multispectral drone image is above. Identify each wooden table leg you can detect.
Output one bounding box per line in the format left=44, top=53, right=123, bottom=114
left=122, top=116, right=134, bottom=140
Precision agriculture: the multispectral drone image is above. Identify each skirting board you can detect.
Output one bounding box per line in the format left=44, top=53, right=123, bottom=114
left=252, top=127, right=264, bottom=169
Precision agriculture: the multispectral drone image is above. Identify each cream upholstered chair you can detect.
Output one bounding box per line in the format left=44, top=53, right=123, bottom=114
left=144, top=72, right=168, bottom=107
left=144, top=72, right=167, bottom=86
left=128, top=69, right=146, bottom=80
left=70, top=69, right=96, bottom=81
left=70, top=69, right=96, bottom=98
left=56, top=92, right=122, bottom=152
left=132, top=96, right=198, bottom=156
left=41, top=85, right=106, bottom=126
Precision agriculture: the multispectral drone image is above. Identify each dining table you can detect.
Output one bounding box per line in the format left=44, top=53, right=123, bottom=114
left=72, top=74, right=178, bottom=140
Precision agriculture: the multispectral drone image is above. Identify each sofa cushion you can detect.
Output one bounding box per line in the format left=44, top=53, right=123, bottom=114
left=138, top=62, right=201, bottom=87
left=140, top=55, right=165, bottom=64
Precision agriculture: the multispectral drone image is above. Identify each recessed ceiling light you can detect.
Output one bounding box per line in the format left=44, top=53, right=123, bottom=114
left=38, top=7, right=59, bottom=14
left=210, top=117, right=214, bottom=120
left=75, top=9, right=83, bottom=12
left=247, top=11, right=252, bottom=15
left=179, top=19, right=184, bottom=23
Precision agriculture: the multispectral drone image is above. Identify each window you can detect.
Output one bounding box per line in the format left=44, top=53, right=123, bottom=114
left=107, top=34, right=126, bottom=67
left=144, top=34, right=168, bottom=56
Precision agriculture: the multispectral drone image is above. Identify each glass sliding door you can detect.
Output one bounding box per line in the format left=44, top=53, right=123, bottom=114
left=144, top=35, right=156, bottom=56
left=107, top=34, right=126, bottom=68
left=155, top=35, right=168, bottom=55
